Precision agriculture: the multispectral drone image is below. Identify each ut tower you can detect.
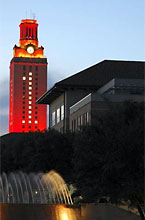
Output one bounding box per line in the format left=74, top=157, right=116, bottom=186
left=9, top=19, right=47, bottom=133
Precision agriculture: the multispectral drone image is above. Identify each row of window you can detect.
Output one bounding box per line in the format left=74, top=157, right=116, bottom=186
left=22, top=120, right=38, bottom=124
left=23, top=66, right=38, bottom=71
left=71, top=112, right=89, bottom=132
left=51, top=105, right=64, bottom=127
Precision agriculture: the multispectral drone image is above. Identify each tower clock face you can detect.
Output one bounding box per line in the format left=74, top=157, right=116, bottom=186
left=27, top=46, right=34, bottom=54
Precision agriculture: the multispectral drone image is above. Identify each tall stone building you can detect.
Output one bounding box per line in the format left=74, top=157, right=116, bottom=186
left=9, top=19, right=47, bottom=133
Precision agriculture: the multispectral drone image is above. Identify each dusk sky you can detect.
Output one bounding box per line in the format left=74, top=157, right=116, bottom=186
left=0, top=0, right=144, bottom=136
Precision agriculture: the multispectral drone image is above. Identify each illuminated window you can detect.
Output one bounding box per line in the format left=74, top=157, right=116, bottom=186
left=29, top=106, right=32, bottom=109
left=52, top=111, right=55, bottom=126
left=22, top=120, right=25, bottom=123
left=29, top=77, right=32, bottom=80
left=28, top=115, right=32, bottom=119
left=29, top=96, right=32, bottom=100
left=29, top=72, right=32, bottom=76
left=23, top=96, right=25, bottom=99
left=29, top=101, right=32, bottom=104
left=57, top=108, right=60, bottom=123
left=28, top=121, right=31, bottom=124
left=61, top=105, right=64, bottom=120
left=23, top=72, right=26, bottom=76
left=23, top=77, right=26, bottom=80
left=35, top=120, right=38, bottom=124
left=29, top=91, right=32, bottom=95
left=29, top=82, right=32, bottom=85
left=29, top=111, right=32, bottom=114
left=29, top=86, right=32, bottom=90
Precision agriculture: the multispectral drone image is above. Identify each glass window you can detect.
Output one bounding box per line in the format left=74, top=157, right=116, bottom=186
left=28, top=121, right=31, bottom=124
left=29, top=106, right=32, bottom=109
left=29, top=111, right=32, bottom=114
left=35, top=120, right=38, bottom=124
left=57, top=108, right=60, bottom=123
left=29, top=86, right=32, bottom=90
left=29, top=77, right=32, bottom=80
left=52, top=111, right=55, bottom=126
left=61, top=105, right=64, bottom=120
left=29, top=101, right=32, bottom=104
left=29, top=82, right=32, bottom=85
left=23, top=66, right=25, bottom=71
left=28, top=115, right=32, bottom=119
left=29, top=91, right=32, bottom=95
left=36, top=66, right=38, bottom=71
left=23, top=77, right=26, bottom=80
left=22, top=120, right=25, bottom=123
left=29, top=96, right=32, bottom=100
left=29, top=66, right=32, bottom=71
left=35, top=107, right=38, bottom=109
left=29, top=72, right=32, bottom=76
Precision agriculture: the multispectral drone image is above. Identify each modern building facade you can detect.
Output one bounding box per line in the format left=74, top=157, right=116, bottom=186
left=9, top=19, right=47, bottom=133
left=37, top=60, right=144, bottom=132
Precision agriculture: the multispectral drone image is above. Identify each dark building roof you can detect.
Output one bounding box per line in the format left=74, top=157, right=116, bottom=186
left=10, top=57, right=47, bottom=65
left=37, top=60, right=145, bottom=104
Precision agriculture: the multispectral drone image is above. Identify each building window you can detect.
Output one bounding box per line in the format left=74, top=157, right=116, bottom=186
left=35, top=120, right=38, bottom=124
left=29, top=101, right=32, bottom=104
left=29, top=66, right=32, bottom=71
left=23, top=92, right=25, bottom=95
left=61, top=105, right=64, bottom=120
left=23, top=66, right=25, bottom=71
left=29, top=111, right=32, bottom=114
left=35, top=73, right=38, bottom=76
left=23, top=101, right=25, bottom=104
left=52, top=111, right=55, bottom=126
left=29, top=86, right=32, bottom=90
left=23, top=77, right=26, bottom=80
left=36, top=66, right=38, bottom=71
left=29, top=91, right=32, bottom=95
left=23, top=87, right=25, bottom=90
left=35, top=111, right=37, bottom=114
left=35, top=87, right=38, bottom=90
left=22, top=120, right=25, bottom=123
left=22, top=111, right=25, bottom=114
left=35, top=107, right=38, bottom=109
left=35, top=92, right=38, bottom=95
left=28, top=121, right=31, bottom=124
left=35, top=116, right=37, bottom=119
left=23, top=72, right=26, bottom=76
left=29, top=82, right=32, bottom=85
left=35, top=126, right=37, bottom=129
left=22, top=96, right=25, bottom=99
left=29, top=72, right=32, bottom=76
left=28, top=115, right=31, bottom=119
left=29, top=96, right=32, bottom=100
left=35, top=78, right=38, bottom=81
left=22, top=106, right=25, bottom=109
left=57, top=108, right=60, bottom=123
left=29, top=106, right=32, bottom=109
left=29, top=126, right=31, bottom=129
left=22, top=126, right=25, bottom=128
left=22, top=116, right=25, bottom=119
left=29, top=77, right=32, bottom=80
left=35, top=97, right=38, bottom=100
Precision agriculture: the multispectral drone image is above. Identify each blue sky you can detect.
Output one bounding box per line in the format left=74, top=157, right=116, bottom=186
left=0, top=0, right=144, bottom=135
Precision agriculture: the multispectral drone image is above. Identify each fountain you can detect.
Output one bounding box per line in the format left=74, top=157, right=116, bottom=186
left=0, top=170, right=81, bottom=220
left=0, top=170, right=73, bottom=204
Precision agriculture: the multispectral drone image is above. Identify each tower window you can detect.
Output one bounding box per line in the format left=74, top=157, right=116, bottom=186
left=35, top=97, right=38, bottom=100
left=28, top=121, right=31, bottom=124
left=35, top=73, right=38, bottom=76
left=22, top=116, right=25, bottom=119
left=35, top=78, right=38, bottom=80
left=23, top=101, right=25, bottom=104
left=29, top=77, right=32, bottom=80
left=29, top=82, right=32, bottom=85
left=29, top=106, right=32, bottom=109
left=23, top=73, right=26, bottom=76
left=29, top=96, right=32, bottom=100
left=35, top=87, right=38, bottom=90
left=35, top=120, right=38, bottom=124
left=23, top=77, right=26, bottom=80
left=29, top=66, right=32, bottom=71
left=22, top=111, right=25, bottom=114
left=29, top=101, right=32, bottom=104
left=29, top=87, right=32, bottom=90
left=35, top=83, right=38, bottom=85
left=22, top=120, right=25, bottom=123
left=29, top=91, right=32, bottom=95
left=22, top=106, right=25, bottom=109
left=28, top=115, right=32, bottom=119
left=23, top=87, right=25, bottom=90
left=35, top=92, right=38, bottom=95
left=23, top=82, right=25, bottom=86
left=23, top=66, right=25, bottom=70
left=35, top=116, right=37, bottom=119
left=29, top=126, right=31, bottom=129
left=29, top=111, right=32, bottom=114
left=23, top=92, right=25, bottom=95
left=29, top=72, right=32, bottom=76
left=36, top=66, right=38, bottom=71
left=23, top=96, right=25, bottom=99
left=35, top=107, right=38, bottom=109
left=35, top=112, right=37, bottom=114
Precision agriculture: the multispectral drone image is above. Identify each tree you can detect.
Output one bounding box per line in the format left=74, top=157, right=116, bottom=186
left=72, top=102, right=144, bottom=219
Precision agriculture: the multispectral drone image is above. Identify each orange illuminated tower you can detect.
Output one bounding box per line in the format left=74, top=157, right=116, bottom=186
left=9, top=19, right=47, bottom=133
